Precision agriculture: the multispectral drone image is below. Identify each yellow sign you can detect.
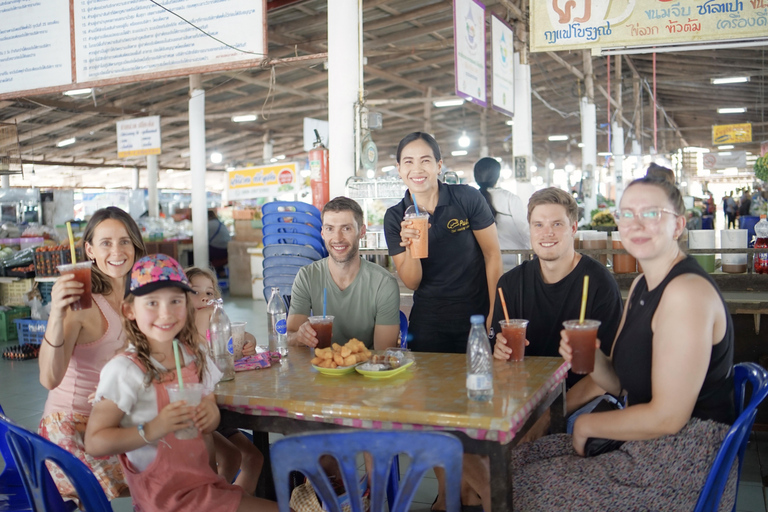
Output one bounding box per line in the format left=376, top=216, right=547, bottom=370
left=530, top=1, right=768, bottom=52
left=228, top=162, right=298, bottom=200
left=712, top=123, right=752, bottom=145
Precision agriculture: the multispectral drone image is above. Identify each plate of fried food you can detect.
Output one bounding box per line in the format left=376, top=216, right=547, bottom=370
left=311, top=338, right=371, bottom=376
left=355, top=350, right=415, bottom=379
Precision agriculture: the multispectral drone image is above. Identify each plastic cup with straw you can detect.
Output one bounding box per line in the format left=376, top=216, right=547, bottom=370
left=167, top=339, right=204, bottom=440
left=404, top=194, right=429, bottom=259
left=563, top=275, right=601, bottom=374
left=497, top=287, right=528, bottom=362
left=310, top=289, right=334, bottom=349
left=57, top=222, right=94, bottom=310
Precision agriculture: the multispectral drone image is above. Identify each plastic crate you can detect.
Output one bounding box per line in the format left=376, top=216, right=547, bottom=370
left=34, top=247, right=84, bottom=277
left=14, top=318, right=47, bottom=346
left=0, top=278, right=34, bottom=306
left=0, top=306, right=31, bottom=342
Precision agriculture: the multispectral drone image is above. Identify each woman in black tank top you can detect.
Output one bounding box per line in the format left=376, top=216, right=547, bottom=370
left=466, top=175, right=738, bottom=511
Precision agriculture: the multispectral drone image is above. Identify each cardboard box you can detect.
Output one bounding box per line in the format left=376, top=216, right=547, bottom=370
left=228, top=241, right=260, bottom=296
left=233, top=208, right=258, bottom=220
left=234, top=220, right=262, bottom=243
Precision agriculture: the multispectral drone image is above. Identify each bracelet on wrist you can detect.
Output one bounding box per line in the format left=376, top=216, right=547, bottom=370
left=137, top=423, right=151, bottom=444
left=43, top=334, right=65, bottom=348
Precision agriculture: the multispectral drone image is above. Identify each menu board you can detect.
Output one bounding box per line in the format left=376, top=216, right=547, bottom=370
left=530, top=0, right=768, bottom=52
left=0, top=1, right=72, bottom=95
left=0, top=0, right=265, bottom=98
left=73, top=0, right=265, bottom=82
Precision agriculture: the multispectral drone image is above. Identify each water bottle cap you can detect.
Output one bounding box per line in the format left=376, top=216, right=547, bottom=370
left=470, top=315, right=484, bottom=324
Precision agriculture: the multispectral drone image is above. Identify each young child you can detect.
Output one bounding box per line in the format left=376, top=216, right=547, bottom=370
left=85, top=254, right=275, bottom=512
left=186, top=266, right=264, bottom=495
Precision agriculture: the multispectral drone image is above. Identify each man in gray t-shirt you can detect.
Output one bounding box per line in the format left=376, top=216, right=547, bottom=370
left=287, top=197, right=400, bottom=350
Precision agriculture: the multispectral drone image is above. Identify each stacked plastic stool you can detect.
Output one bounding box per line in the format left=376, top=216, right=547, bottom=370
left=261, top=201, right=325, bottom=308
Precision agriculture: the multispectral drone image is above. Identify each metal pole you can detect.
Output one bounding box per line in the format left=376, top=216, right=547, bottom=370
left=189, top=74, right=209, bottom=268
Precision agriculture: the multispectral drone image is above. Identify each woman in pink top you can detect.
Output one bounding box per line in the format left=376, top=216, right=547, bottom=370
left=39, top=207, right=146, bottom=503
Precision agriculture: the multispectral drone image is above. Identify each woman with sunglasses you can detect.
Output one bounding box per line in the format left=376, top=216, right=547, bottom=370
left=465, top=173, right=736, bottom=511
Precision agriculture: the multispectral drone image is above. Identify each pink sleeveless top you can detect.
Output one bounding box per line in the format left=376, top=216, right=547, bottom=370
left=43, top=294, right=126, bottom=418
left=119, top=352, right=242, bottom=512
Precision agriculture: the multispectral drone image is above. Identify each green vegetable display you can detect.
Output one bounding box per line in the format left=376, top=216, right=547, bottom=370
left=755, top=155, right=768, bottom=182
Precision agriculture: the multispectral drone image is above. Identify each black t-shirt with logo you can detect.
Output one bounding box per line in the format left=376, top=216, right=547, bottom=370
left=490, top=256, right=623, bottom=388
left=384, top=182, right=495, bottom=353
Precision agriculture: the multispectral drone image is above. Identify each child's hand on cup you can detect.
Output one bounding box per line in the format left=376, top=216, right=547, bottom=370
left=193, top=395, right=220, bottom=434
left=242, top=332, right=257, bottom=356
left=154, top=400, right=195, bottom=439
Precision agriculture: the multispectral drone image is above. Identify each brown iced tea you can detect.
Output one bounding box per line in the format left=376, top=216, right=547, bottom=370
left=500, top=319, right=528, bottom=362
left=309, top=316, right=334, bottom=349
left=563, top=319, right=601, bottom=374
left=57, top=262, right=93, bottom=310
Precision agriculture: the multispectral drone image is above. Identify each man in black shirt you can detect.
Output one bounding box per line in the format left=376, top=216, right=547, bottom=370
left=491, top=187, right=623, bottom=402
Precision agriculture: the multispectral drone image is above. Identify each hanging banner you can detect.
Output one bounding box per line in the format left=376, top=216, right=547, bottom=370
left=530, top=1, right=768, bottom=53
left=761, top=140, right=768, bottom=157
left=491, top=14, right=514, bottom=118
left=703, top=151, right=747, bottom=169
left=228, top=162, right=298, bottom=200
left=712, top=123, right=752, bottom=144
left=0, top=2, right=72, bottom=95
left=117, top=116, right=161, bottom=158
left=453, top=0, right=487, bottom=107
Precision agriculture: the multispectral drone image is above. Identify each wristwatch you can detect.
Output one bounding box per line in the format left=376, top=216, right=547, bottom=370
left=137, top=423, right=150, bottom=444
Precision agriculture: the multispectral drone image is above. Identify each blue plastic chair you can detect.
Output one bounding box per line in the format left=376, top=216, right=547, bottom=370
left=263, top=255, right=316, bottom=269
left=262, top=212, right=322, bottom=231
left=0, top=404, right=35, bottom=511
left=263, top=265, right=303, bottom=279
left=264, top=275, right=297, bottom=291
left=262, top=201, right=322, bottom=219
left=263, top=222, right=323, bottom=241
left=399, top=311, right=409, bottom=349
left=263, top=233, right=327, bottom=259
left=0, top=411, right=110, bottom=512
left=263, top=244, right=323, bottom=261
left=694, top=362, right=768, bottom=512
left=271, top=430, right=462, bottom=512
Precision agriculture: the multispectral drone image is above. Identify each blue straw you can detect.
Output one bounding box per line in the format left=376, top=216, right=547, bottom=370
left=412, top=194, right=420, bottom=214
left=323, top=288, right=327, bottom=318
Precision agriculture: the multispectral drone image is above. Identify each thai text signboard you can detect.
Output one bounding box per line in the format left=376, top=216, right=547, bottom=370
left=712, top=123, right=752, bottom=145
left=453, top=0, right=487, bottom=107
left=228, top=163, right=298, bottom=200
left=530, top=1, right=768, bottom=53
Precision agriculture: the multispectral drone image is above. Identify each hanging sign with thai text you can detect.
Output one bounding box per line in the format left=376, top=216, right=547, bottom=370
left=228, top=162, right=298, bottom=200
left=453, top=0, right=487, bottom=107
left=116, top=116, right=161, bottom=158
left=530, top=0, right=768, bottom=53
left=491, top=14, right=514, bottom=117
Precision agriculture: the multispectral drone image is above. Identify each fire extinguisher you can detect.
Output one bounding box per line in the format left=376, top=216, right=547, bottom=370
left=309, top=129, right=329, bottom=211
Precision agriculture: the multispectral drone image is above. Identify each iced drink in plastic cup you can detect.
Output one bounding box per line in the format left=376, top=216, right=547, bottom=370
left=57, top=261, right=93, bottom=310
left=499, top=319, right=529, bottom=362
left=404, top=206, right=429, bottom=259
left=563, top=319, right=601, bottom=374
left=309, top=316, right=334, bottom=349
left=165, top=383, right=203, bottom=440
left=230, top=321, right=246, bottom=360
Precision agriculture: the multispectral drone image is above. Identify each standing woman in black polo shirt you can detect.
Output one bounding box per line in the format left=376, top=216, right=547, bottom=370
left=384, top=132, right=502, bottom=354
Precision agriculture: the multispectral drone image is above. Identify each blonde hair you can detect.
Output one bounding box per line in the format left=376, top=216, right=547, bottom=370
left=527, top=187, right=579, bottom=224
left=185, top=266, right=221, bottom=299
left=122, top=292, right=207, bottom=386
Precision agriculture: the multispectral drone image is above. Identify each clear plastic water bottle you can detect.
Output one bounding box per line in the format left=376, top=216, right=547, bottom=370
left=466, top=314, right=493, bottom=401
left=209, top=299, right=235, bottom=381
left=267, top=287, right=288, bottom=357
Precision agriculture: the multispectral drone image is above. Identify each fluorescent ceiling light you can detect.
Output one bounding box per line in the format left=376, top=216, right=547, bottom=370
left=717, top=107, right=746, bottom=114
left=719, top=152, right=732, bottom=156
left=458, top=131, right=471, bottom=148
left=451, top=150, right=468, bottom=156
left=381, top=165, right=395, bottom=172
left=270, top=158, right=278, bottom=163
left=711, top=76, right=750, bottom=85
left=456, top=170, right=465, bottom=176
left=717, top=145, right=734, bottom=150
left=275, top=155, right=286, bottom=160
left=63, top=88, right=92, bottom=96
left=548, top=135, right=569, bottom=142
left=598, top=151, right=612, bottom=156
left=577, top=142, right=584, bottom=148
left=210, top=152, right=223, bottom=164
left=56, top=137, right=76, bottom=147
left=231, top=114, right=257, bottom=122
left=433, top=99, right=465, bottom=108
left=505, top=119, right=514, bottom=126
